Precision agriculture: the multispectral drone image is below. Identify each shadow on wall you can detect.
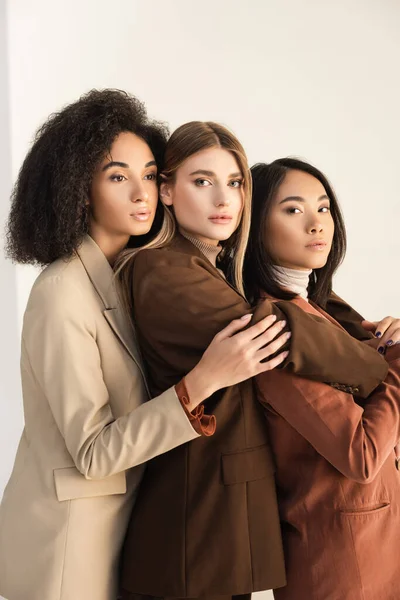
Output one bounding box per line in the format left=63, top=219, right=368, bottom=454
left=0, top=0, right=23, bottom=497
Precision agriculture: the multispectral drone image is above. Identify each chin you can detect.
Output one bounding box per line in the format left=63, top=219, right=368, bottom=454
left=310, top=259, right=329, bottom=270
left=130, top=224, right=153, bottom=237
left=213, top=229, right=236, bottom=242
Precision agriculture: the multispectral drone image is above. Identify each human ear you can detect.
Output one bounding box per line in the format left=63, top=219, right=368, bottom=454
left=160, top=181, right=173, bottom=206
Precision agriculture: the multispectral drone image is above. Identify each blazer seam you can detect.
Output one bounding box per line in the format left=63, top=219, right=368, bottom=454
left=343, top=511, right=365, bottom=599
left=246, top=481, right=255, bottom=590
left=21, top=337, right=49, bottom=408
left=58, top=499, right=72, bottom=600
left=239, top=383, right=248, bottom=448
left=240, top=383, right=254, bottom=589
left=337, top=479, right=365, bottom=598
left=184, top=444, right=188, bottom=596
left=301, top=500, right=315, bottom=596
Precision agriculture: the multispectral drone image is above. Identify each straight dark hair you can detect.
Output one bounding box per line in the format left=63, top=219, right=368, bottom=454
left=244, top=158, right=347, bottom=308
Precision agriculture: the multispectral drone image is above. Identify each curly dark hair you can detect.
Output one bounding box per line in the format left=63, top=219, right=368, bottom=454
left=5, top=89, right=169, bottom=265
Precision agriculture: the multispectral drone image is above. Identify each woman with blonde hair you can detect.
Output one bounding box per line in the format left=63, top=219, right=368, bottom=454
left=117, top=122, right=388, bottom=600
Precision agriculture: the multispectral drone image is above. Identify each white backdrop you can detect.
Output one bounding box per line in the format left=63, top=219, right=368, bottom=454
left=1, top=1, right=400, bottom=598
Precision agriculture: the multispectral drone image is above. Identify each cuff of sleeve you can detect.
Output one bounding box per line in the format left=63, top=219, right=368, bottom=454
left=175, top=378, right=216, bottom=436
left=329, top=382, right=360, bottom=394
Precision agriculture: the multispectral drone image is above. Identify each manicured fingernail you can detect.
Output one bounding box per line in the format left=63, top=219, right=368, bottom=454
left=376, top=331, right=382, bottom=338
left=282, top=351, right=289, bottom=358
left=386, top=340, right=394, bottom=346
left=286, top=332, right=292, bottom=339
left=378, top=347, right=385, bottom=354
left=280, top=320, right=287, bottom=327
left=241, top=314, right=252, bottom=320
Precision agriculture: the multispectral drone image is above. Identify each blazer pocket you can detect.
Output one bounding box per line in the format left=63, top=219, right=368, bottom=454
left=222, top=444, right=275, bottom=485
left=54, top=467, right=127, bottom=502
left=340, top=502, right=391, bottom=517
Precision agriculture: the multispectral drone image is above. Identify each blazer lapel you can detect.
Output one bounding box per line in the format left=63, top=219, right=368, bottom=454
left=103, top=307, right=149, bottom=393
left=76, top=235, right=149, bottom=392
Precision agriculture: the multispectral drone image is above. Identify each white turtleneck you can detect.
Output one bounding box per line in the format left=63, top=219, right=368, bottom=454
left=273, top=265, right=312, bottom=301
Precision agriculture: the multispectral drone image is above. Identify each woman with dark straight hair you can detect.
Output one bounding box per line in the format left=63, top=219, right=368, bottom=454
left=245, top=158, right=346, bottom=307
left=245, top=158, right=400, bottom=600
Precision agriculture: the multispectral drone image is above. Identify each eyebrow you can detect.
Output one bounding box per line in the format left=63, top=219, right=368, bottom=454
left=189, top=169, right=242, bottom=178
left=279, top=194, right=329, bottom=204
left=102, top=160, right=157, bottom=172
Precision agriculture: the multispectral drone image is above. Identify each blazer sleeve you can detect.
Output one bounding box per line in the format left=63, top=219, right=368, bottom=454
left=324, top=291, right=373, bottom=341
left=132, top=248, right=388, bottom=399
left=22, top=276, right=199, bottom=480
left=256, top=345, right=400, bottom=483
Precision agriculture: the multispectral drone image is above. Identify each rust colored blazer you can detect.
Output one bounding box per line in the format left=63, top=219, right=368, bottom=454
left=256, top=298, right=400, bottom=600
left=120, top=234, right=387, bottom=597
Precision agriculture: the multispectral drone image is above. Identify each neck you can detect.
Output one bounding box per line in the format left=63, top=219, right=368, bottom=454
left=88, top=226, right=129, bottom=266
left=273, top=265, right=312, bottom=301
left=179, top=229, right=222, bottom=267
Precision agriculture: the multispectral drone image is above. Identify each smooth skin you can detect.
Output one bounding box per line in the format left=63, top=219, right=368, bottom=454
left=161, top=146, right=244, bottom=246
left=265, top=168, right=334, bottom=271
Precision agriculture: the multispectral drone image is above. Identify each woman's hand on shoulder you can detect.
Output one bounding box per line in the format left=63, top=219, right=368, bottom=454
left=184, top=314, right=290, bottom=407
left=362, top=317, right=400, bottom=354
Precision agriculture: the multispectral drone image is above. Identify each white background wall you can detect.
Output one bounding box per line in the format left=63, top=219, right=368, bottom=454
left=1, top=1, right=399, bottom=598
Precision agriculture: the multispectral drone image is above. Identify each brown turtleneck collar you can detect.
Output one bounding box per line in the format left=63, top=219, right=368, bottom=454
left=179, top=229, right=222, bottom=267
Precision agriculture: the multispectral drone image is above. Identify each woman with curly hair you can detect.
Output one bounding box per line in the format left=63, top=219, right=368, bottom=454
left=0, top=90, right=290, bottom=600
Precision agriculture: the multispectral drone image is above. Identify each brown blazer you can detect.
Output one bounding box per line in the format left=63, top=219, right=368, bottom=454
left=120, top=234, right=387, bottom=597
left=256, top=298, right=400, bottom=600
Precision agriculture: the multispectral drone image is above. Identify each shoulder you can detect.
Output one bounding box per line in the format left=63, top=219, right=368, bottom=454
left=26, top=254, right=91, bottom=316
left=34, top=252, right=85, bottom=286
left=134, top=243, right=214, bottom=276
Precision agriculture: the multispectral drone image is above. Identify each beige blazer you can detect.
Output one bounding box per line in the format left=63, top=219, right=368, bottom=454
left=0, top=235, right=198, bottom=600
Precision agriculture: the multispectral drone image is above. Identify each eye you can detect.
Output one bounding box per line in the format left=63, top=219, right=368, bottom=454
left=319, top=206, right=331, bottom=213
left=229, top=179, right=243, bottom=188
left=195, top=178, right=211, bottom=187
left=286, top=207, right=302, bottom=214
left=110, top=174, right=126, bottom=183
left=144, top=173, right=157, bottom=181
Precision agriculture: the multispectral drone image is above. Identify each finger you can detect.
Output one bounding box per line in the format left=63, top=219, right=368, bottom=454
left=361, top=320, right=377, bottom=332
left=389, top=329, right=400, bottom=345
left=213, top=314, right=253, bottom=341
left=374, top=316, right=394, bottom=339
left=257, top=331, right=291, bottom=360
left=257, top=350, right=289, bottom=373
left=235, top=313, right=279, bottom=343
left=379, top=325, right=400, bottom=351
left=249, top=321, right=289, bottom=352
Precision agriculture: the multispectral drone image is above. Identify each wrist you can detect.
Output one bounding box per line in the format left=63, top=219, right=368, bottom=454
left=184, top=364, right=216, bottom=410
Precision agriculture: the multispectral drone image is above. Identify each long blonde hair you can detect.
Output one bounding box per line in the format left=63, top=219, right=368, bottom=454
left=115, top=120, right=251, bottom=310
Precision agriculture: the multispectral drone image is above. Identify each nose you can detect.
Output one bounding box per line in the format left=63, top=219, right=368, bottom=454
left=307, top=215, right=323, bottom=234
left=213, top=189, right=230, bottom=207
left=130, top=182, right=149, bottom=203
